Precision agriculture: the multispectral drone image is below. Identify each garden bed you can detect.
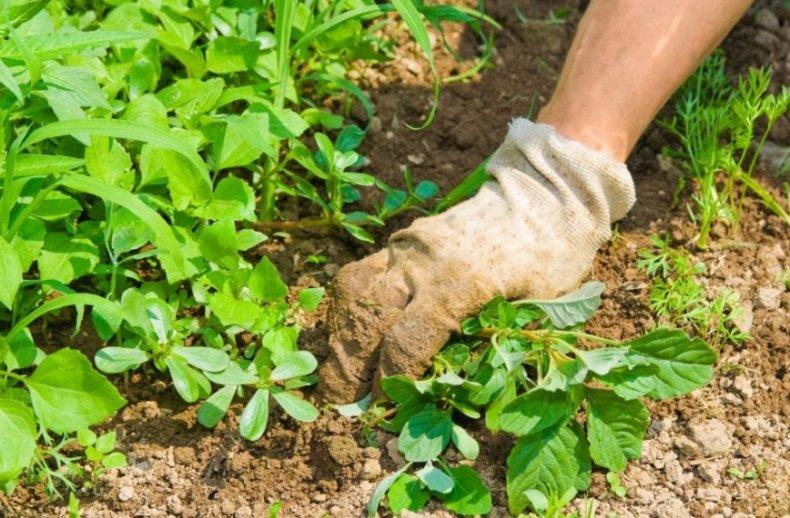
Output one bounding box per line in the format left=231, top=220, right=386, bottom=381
left=3, top=1, right=788, bottom=517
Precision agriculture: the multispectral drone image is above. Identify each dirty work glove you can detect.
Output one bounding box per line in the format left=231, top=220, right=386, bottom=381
left=318, top=119, right=636, bottom=403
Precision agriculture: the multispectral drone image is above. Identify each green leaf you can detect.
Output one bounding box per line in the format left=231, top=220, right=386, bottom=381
left=165, top=356, right=209, bottom=403
left=239, top=388, right=270, bottom=441
left=414, top=180, right=439, bottom=199
left=198, top=385, right=236, bottom=429
left=387, top=473, right=429, bottom=514
left=585, top=388, right=649, bottom=472
left=95, top=347, right=149, bottom=374
left=25, top=349, right=126, bottom=434
left=367, top=462, right=411, bottom=518
left=398, top=409, right=452, bottom=462
left=451, top=424, right=479, bottom=460
left=335, top=394, right=372, bottom=418
left=199, top=219, right=239, bottom=269
left=211, top=113, right=275, bottom=170
left=297, top=287, right=324, bottom=311
left=0, top=58, right=22, bottom=101
left=596, top=365, right=658, bottom=400
left=0, top=236, right=23, bottom=310
left=485, top=374, right=516, bottom=431
left=0, top=30, right=149, bottom=60
left=60, top=175, right=187, bottom=281
left=195, top=177, right=256, bottom=222
left=506, top=424, right=589, bottom=515
left=171, top=346, right=229, bottom=373
left=38, top=232, right=100, bottom=284
left=442, top=465, right=492, bottom=516
left=499, top=387, right=580, bottom=437
left=526, top=281, right=605, bottom=328
left=206, top=36, right=258, bottom=73
left=11, top=154, right=85, bottom=178
left=94, top=430, right=116, bottom=454
left=209, top=293, right=265, bottom=330
left=77, top=429, right=97, bottom=447
left=0, top=399, right=37, bottom=486
left=271, top=351, right=317, bottom=381
left=622, top=328, right=716, bottom=399
left=575, top=347, right=628, bottom=376
left=416, top=462, right=454, bottom=494
left=249, top=257, right=288, bottom=302
left=272, top=390, right=319, bottom=422
left=101, top=452, right=127, bottom=469
left=6, top=294, right=119, bottom=343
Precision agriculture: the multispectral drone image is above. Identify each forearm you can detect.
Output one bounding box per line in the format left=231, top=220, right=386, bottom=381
left=538, top=0, right=753, bottom=161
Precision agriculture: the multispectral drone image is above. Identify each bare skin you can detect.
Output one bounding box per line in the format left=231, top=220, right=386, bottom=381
left=539, top=0, right=753, bottom=162
left=318, top=0, right=755, bottom=401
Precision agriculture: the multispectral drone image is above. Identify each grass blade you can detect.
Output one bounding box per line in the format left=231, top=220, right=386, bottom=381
left=7, top=293, right=119, bottom=342
left=273, top=0, right=296, bottom=109
left=291, top=5, right=394, bottom=53
left=0, top=31, right=150, bottom=60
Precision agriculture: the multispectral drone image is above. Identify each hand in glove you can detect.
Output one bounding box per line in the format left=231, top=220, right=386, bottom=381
left=318, top=119, right=635, bottom=403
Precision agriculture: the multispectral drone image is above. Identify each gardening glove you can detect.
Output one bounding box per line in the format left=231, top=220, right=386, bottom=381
left=318, top=119, right=636, bottom=403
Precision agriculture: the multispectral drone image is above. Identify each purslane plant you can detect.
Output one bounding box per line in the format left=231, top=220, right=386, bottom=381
left=360, top=283, right=716, bottom=516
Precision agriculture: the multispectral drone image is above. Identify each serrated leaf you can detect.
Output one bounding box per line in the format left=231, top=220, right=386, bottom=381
left=585, top=388, right=649, bottom=472
left=398, top=409, right=452, bottom=462
left=623, top=328, right=716, bottom=399
left=499, top=387, right=580, bottom=437
left=527, top=281, right=605, bottom=328
left=26, top=349, right=126, bottom=434
left=506, top=423, right=589, bottom=515
left=441, top=465, right=492, bottom=516
left=239, top=388, right=269, bottom=441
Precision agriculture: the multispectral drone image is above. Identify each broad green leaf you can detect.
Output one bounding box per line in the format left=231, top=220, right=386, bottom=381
left=367, top=462, right=411, bottom=518
left=171, top=346, right=229, bottom=373
left=272, top=390, right=319, bottom=422
left=524, top=281, right=605, bottom=328
left=204, top=361, right=258, bottom=386
left=506, top=424, right=589, bottom=515
left=596, top=365, right=658, bottom=400
left=199, top=219, right=239, bottom=269
left=197, top=385, right=236, bottom=429
left=575, top=347, right=628, bottom=376
left=271, top=351, right=317, bottom=381
left=451, top=424, right=479, bottom=460
left=4, top=328, right=36, bottom=371
left=540, top=357, right=587, bottom=392
left=77, top=429, right=97, bottom=447
left=261, top=326, right=298, bottom=364
left=0, top=399, right=36, bottom=486
left=0, top=236, right=23, bottom=310
left=206, top=36, right=258, bottom=73
left=239, top=388, right=270, bottom=441
left=195, top=177, right=256, bottom=222
left=622, top=328, right=716, bottom=399
left=387, top=473, right=429, bottom=514
left=585, top=388, right=649, bottom=472
left=94, top=430, right=116, bottom=454
left=297, top=287, right=324, bottom=311
left=165, top=356, right=209, bottom=403
left=442, top=465, right=492, bottom=516
left=210, top=113, right=275, bottom=170
left=95, top=347, right=149, bottom=374
left=249, top=257, right=287, bottom=302
left=85, top=137, right=133, bottom=188
left=485, top=374, right=516, bottom=431
left=26, top=349, right=126, bottom=434
left=0, top=58, right=22, bottom=101
left=209, top=293, right=266, bottom=330
left=38, top=232, right=100, bottom=284
left=416, top=462, right=454, bottom=494
left=10, top=218, right=45, bottom=271
left=499, top=387, right=580, bottom=437
left=101, top=452, right=127, bottom=469
left=398, top=409, right=452, bottom=462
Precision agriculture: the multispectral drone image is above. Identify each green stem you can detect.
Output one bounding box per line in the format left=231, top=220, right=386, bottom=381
left=476, top=327, right=621, bottom=347
left=0, top=370, right=27, bottom=382
left=252, top=217, right=335, bottom=231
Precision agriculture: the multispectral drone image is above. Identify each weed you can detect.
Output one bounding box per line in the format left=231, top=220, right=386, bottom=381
left=728, top=460, right=766, bottom=481
left=660, top=52, right=789, bottom=248
left=361, top=283, right=716, bottom=516
left=637, top=235, right=749, bottom=348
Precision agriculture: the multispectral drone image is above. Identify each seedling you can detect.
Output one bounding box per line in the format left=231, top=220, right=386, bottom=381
left=728, top=460, right=766, bottom=481
left=638, top=234, right=749, bottom=347
left=661, top=52, right=789, bottom=247
left=362, top=282, right=716, bottom=516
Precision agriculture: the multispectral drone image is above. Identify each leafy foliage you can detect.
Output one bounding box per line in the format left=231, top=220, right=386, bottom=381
left=660, top=51, right=789, bottom=248
left=362, top=283, right=716, bottom=516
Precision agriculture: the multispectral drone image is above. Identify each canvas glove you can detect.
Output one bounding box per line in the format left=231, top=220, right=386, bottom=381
left=318, top=119, right=635, bottom=403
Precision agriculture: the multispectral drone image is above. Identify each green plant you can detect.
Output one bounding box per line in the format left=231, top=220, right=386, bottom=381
left=0, top=0, right=494, bottom=498
left=637, top=234, right=749, bottom=347
left=728, top=460, right=766, bottom=481
left=660, top=52, right=789, bottom=248
left=361, top=283, right=716, bottom=516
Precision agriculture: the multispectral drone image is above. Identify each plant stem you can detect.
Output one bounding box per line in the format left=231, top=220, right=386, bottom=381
left=252, top=217, right=335, bottom=231
left=475, top=327, right=621, bottom=347
left=0, top=369, right=27, bottom=382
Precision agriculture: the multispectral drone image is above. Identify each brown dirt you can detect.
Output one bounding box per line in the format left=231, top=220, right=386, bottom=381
left=4, top=1, right=789, bottom=517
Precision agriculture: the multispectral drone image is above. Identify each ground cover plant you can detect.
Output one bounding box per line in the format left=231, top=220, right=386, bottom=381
left=356, top=282, right=716, bottom=516
left=0, top=0, right=494, bottom=500
left=660, top=51, right=789, bottom=248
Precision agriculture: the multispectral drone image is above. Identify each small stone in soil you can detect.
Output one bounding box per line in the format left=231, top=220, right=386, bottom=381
left=731, top=376, right=753, bottom=399
left=755, top=287, right=782, bottom=309
left=688, top=419, right=733, bottom=457
left=117, top=486, right=134, bottom=502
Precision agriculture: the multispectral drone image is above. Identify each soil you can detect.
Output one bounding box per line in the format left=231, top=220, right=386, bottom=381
left=4, top=1, right=789, bottom=517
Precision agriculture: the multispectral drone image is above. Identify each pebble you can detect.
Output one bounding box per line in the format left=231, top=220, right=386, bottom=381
left=688, top=419, right=733, bottom=457
left=117, top=486, right=134, bottom=502
left=696, top=487, right=725, bottom=503
left=755, top=287, right=782, bottom=310
left=664, top=460, right=693, bottom=486
left=754, top=29, right=779, bottom=49
left=731, top=376, right=753, bottom=399
left=674, top=435, right=701, bottom=458
left=234, top=506, right=253, bottom=518
left=635, top=487, right=655, bottom=505
left=755, top=8, right=780, bottom=32
left=699, top=463, right=721, bottom=484
left=360, top=458, right=382, bottom=480
left=166, top=495, right=184, bottom=515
